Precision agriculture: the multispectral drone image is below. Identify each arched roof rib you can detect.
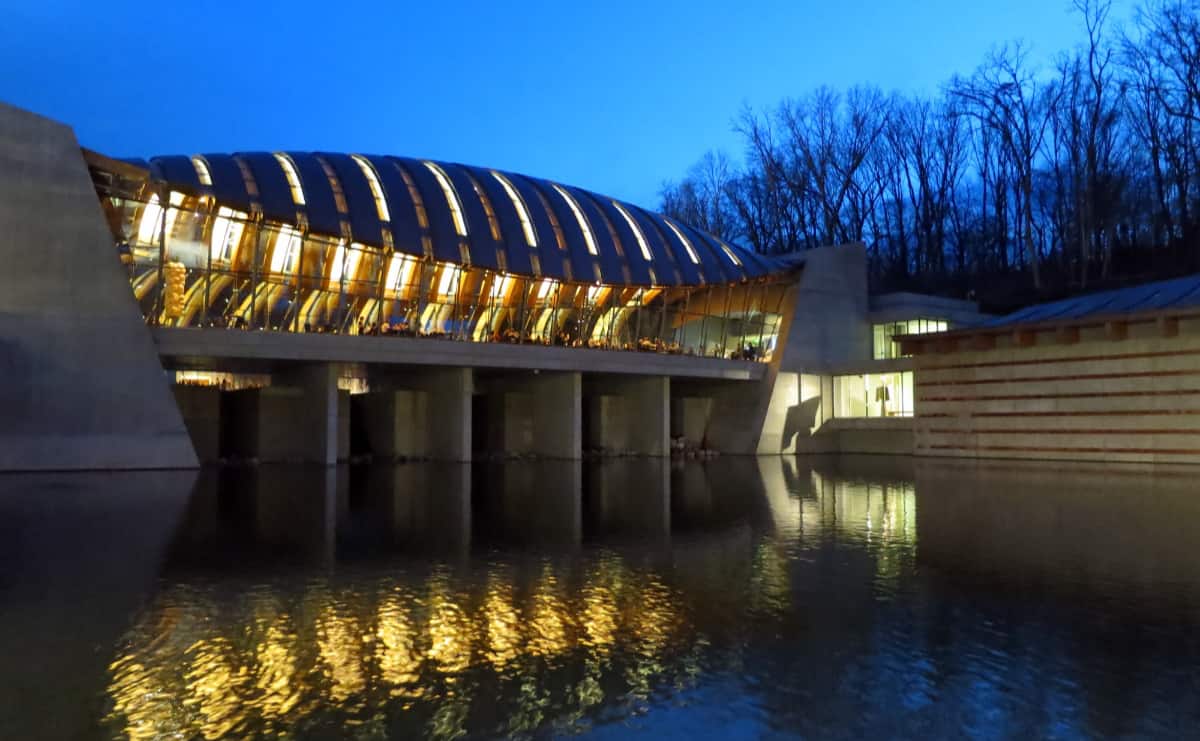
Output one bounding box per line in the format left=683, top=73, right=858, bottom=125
left=460, top=165, right=535, bottom=277
left=358, top=155, right=422, bottom=257
left=286, top=153, right=341, bottom=236
left=237, top=153, right=296, bottom=224
left=142, top=151, right=782, bottom=287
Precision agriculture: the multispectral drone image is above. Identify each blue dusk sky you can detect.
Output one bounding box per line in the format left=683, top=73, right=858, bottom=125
left=3, top=0, right=1133, bottom=210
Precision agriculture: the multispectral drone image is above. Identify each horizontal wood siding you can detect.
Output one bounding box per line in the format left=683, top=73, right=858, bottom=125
left=913, top=331, right=1200, bottom=464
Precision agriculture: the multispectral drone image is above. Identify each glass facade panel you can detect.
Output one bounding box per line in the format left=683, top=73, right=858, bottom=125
left=97, top=192, right=780, bottom=362
left=833, top=371, right=914, bottom=418
left=872, top=318, right=950, bottom=359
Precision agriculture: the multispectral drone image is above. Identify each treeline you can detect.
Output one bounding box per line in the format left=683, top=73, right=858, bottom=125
left=660, top=1, right=1200, bottom=311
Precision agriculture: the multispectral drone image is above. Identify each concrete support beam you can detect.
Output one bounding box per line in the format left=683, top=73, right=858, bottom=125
left=585, top=376, right=669, bottom=456
left=671, top=396, right=713, bottom=448
left=172, top=385, right=221, bottom=463
left=485, top=371, right=581, bottom=459
left=531, top=372, right=581, bottom=459
left=352, top=390, right=429, bottom=459
left=277, top=364, right=340, bottom=465
left=366, top=367, right=473, bottom=461
left=422, top=368, right=473, bottom=462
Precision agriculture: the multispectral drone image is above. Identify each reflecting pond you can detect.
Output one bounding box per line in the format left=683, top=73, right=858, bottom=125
left=2, top=456, right=1200, bottom=739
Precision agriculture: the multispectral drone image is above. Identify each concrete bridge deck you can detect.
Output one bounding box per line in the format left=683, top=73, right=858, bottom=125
left=151, top=327, right=767, bottom=381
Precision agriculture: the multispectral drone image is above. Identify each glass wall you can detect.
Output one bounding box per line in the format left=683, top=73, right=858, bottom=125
left=833, top=371, right=914, bottom=418
left=100, top=189, right=785, bottom=363
left=873, top=318, right=949, bottom=360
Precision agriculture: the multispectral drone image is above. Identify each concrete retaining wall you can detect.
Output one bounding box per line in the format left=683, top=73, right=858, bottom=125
left=0, top=102, right=196, bottom=470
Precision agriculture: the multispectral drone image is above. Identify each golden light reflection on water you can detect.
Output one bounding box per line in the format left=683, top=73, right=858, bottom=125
left=483, top=574, right=521, bottom=671
left=102, top=552, right=711, bottom=740
left=528, top=565, right=572, bottom=659
left=316, top=606, right=366, bottom=705
left=184, top=636, right=249, bottom=739
left=426, top=574, right=472, bottom=676
left=99, top=465, right=930, bottom=740
left=253, top=620, right=302, bottom=721
left=375, top=595, right=421, bottom=695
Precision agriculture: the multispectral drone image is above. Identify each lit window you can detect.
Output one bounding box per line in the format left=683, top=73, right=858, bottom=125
left=328, top=241, right=363, bottom=286
left=871, top=318, right=949, bottom=359
left=551, top=184, right=598, bottom=256
left=491, top=172, right=537, bottom=247
left=210, top=206, right=246, bottom=262
left=136, top=192, right=184, bottom=245
left=717, top=239, right=742, bottom=266
left=393, top=163, right=429, bottom=229
left=274, top=154, right=305, bottom=206
left=587, top=284, right=605, bottom=303
left=268, top=225, right=302, bottom=274
left=385, top=254, right=416, bottom=293
left=191, top=156, right=212, bottom=186
left=612, top=201, right=652, bottom=261
left=467, top=174, right=502, bottom=240
left=492, top=274, right=514, bottom=299
left=536, top=278, right=557, bottom=300
left=437, top=264, right=460, bottom=296
left=663, top=218, right=701, bottom=264
left=136, top=194, right=162, bottom=244
left=351, top=155, right=390, bottom=221
left=423, top=162, right=468, bottom=237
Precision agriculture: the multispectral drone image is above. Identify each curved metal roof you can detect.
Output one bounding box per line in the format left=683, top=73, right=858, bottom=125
left=983, top=273, right=1200, bottom=328
left=143, top=151, right=781, bottom=287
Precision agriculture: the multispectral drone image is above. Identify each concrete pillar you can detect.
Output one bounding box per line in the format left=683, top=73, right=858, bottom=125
left=531, top=372, right=581, bottom=459
left=220, top=386, right=306, bottom=462
left=671, top=396, right=713, bottom=447
left=586, top=376, right=669, bottom=455
left=353, top=390, right=429, bottom=459
left=482, top=371, right=580, bottom=459
left=422, top=368, right=473, bottom=462
left=172, top=385, right=221, bottom=463
left=627, top=376, right=669, bottom=456
left=367, top=367, right=473, bottom=462
left=277, top=364, right=340, bottom=465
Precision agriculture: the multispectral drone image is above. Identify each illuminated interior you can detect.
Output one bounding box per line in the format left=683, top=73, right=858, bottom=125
left=93, top=151, right=786, bottom=360
left=873, top=318, right=949, bottom=359
left=833, top=371, right=914, bottom=418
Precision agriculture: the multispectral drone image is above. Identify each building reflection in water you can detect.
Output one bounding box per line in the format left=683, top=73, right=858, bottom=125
left=97, top=455, right=1200, bottom=739
left=102, top=459, right=728, bottom=740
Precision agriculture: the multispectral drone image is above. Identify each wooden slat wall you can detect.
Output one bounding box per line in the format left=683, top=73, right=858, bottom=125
left=913, top=322, right=1200, bottom=463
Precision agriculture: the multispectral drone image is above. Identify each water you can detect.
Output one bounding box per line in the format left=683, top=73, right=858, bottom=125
left=3, top=456, right=1200, bottom=739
